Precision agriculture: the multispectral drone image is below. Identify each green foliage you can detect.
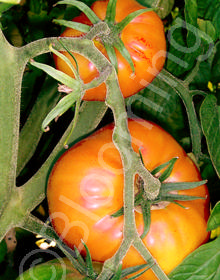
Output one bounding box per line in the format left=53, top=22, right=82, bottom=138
left=200, top=95, right=220, bottom=177
left=169, top=236, right=220, bottom=280
left=207, top=201, right=220, bottom=231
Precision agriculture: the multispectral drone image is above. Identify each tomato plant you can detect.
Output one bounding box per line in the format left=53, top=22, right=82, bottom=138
left=47, top=118, right=210, bottom=279
left=54, top=0, right=166, bottom=101
left=0, top=0, right=220, bottom=279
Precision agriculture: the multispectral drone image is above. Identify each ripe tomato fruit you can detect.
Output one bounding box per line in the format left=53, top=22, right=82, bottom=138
left=47, top=119, right=210, bottom=279
left=54, top=0, right=166, bottom=101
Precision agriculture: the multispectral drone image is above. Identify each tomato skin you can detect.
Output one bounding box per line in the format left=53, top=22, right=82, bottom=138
left=47, top=119, right=210, bottom=279
left=54, top=0, right=166, bottom=101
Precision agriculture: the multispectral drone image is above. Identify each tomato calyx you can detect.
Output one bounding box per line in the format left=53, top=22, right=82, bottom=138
left=55, top=0, right=154, bottom=72
left=112, top=157, right=207, bottom=239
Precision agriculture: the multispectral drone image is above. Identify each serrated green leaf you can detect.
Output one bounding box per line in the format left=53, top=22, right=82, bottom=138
left=207, top=201, right=220, bottom=231
left=169, top=236, right=220, bottom=280
left=200, top=95, right=220, bottom=178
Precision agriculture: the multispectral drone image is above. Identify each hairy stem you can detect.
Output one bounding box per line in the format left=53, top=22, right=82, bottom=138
left=159, top=69, right=202, bottom=161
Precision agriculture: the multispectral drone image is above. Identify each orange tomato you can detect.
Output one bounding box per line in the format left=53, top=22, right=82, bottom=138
left=54, top=0, right=166, bottom=101
left=47, top=119, right=210, bottom=279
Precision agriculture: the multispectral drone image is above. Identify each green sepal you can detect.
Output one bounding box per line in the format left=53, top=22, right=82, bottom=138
left=56, top=0, right=100, bottom=24
left=74, top=246, right=86, bottom=267
left=81, top=240, right=96, bottom=280
left=158, top=157, right=178, bottom=182
left=114, top=37, right=135, bottom=73
left=140, top=201, right=151, bottom=239
left=116, top=8, right=154, bottom=34
left=161, top=180, right=207, bottom=192
left=121, top=264, right=149, bottom=278
left=151, top=157, right=178, bottom=177
left=123, top=264, right=152, bottom=280
left=111, top=206, right=124, bottom=218
left=53, top=19, right=91, bottom=33
left=111, top=263, right=123, bottom=280
left=42, top=91, right=82, bottom=131
left=105, top=0, right=117, bottom=25
left=30, top=60, right=80, bottom=89
left=104, top=42, right=118, bottom=72
left=161, top=193, right=204, bottom=202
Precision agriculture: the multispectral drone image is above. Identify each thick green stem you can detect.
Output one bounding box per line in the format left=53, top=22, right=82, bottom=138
left=0, top=30, right=25, bottom=214
left=96, top=69, right=167, bottom=280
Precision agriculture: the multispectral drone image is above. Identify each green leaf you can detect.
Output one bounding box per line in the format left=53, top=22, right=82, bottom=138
left=0, top=0, right=21, bottom=3
left=207, top=201, right=220, bottom=231
left=200, top=95, right=220, bottom=178
left=0, top=239, right=7, bottom=263
left=17, top=77, right=59, bottom=175
left=53, top=19, right=91, bottom=33
left=197, top=19, right=217, bottom=43
left=16, top=258, right=86, bottom=280
left=56, top=0, right=100, bottom=24
left=211, top=41, right=220, bottom=84
left=197, top=0, right=220, bottom=38
left=30, top=60, right=80, bottom=90
left=42, top=91, right=81, bottom=131
left=169, top=236, right=220, bottom=280
left=0, top=3, right=13, bottom=14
